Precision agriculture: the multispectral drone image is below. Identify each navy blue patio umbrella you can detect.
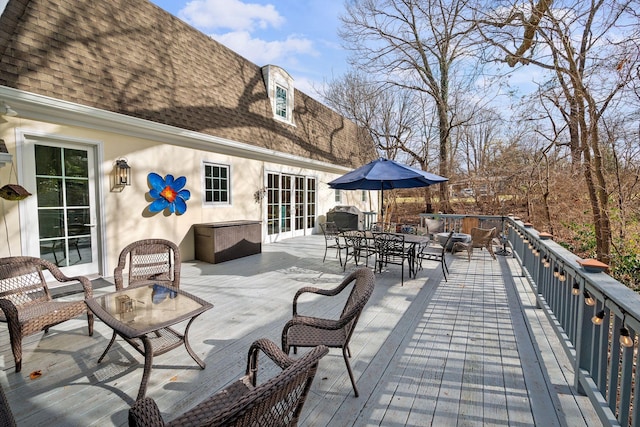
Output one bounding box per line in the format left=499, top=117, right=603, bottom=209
left=328, top=157, right=448, bottom=221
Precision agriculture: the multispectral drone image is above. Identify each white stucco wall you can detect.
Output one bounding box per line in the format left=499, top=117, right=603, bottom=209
left=0, top=114, right=377, bottom=276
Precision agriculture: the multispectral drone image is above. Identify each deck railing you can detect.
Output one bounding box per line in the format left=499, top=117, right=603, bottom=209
left=420, top=213, right=640, bottom=427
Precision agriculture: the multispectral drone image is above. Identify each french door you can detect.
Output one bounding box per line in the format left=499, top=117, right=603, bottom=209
left=266, top=172, right=316, bottom=241
left=20, top=136, right=100, bottom=277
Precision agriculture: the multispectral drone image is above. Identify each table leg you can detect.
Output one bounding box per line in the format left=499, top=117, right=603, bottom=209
left=136, top=336, right=154, bottom=401
left=183, top=315, right=206, bottom=369
left=97, top=331, right=117, bottom=363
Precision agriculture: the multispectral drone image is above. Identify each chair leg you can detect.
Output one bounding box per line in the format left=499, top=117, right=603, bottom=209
left=441, top=259, right=448, bottom=282
left=7, top=326, right=22, bottom=372
left=343, top=347, right=359, bottom=397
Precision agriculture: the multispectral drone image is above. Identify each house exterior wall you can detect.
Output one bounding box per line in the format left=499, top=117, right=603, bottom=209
left=0, top=0, right=379, bottom=279
left=0, top=112, right=375, bottom=275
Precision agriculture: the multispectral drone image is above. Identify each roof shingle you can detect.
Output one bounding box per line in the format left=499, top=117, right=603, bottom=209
left=0, top=0, right=376, bottom=167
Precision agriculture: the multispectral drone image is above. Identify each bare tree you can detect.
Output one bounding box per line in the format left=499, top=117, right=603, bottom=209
left=322, top=71, right=441, bottom=213
left=339, top=0, right=486, bottom=212
left=476, top=0, right=640, bottom=262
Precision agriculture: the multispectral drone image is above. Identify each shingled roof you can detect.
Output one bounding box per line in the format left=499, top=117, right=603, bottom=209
left=0, top=0, right=376, bottom=168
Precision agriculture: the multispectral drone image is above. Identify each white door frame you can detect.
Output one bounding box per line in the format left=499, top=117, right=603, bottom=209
left=265, top=171, right=316, bottom=242
left=16, top=129, right=106, bottom=278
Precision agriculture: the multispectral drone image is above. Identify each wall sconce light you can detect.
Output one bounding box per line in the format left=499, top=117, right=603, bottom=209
left=620, top=313, right=634, bottom=348
left=0, top=101, right=18, bottom=117
left=583, top=290, right=596, bottom=306
left=572, top=281, right=580, bottom=296
left=115, top=159, right=131, bottom=187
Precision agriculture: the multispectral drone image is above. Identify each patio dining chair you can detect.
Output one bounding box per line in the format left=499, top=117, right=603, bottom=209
left=0, top=256, right=94, bottom=372
left=423, top=218, right=444, bottom=238
left=370, top=221, right=395, bottom=232
left=129, top=338, right=328, bottom=427
left=399, top=224, right=418, bottom=234
left=114, top=239, right=180, bottom=290
left=281, top=267, right=375, bottom=397
left=320, top=222, right=344, bottom=266
left=415, top=230, right=453, bottom=281
left=342, top=230, right=375, bottom=271
left=452, top=227, right=497, bottom=261
left=373, top=232, right=412, bottom=285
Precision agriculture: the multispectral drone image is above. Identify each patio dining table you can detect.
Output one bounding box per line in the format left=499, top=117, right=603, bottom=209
left=341, top=230, right=430, bottom=277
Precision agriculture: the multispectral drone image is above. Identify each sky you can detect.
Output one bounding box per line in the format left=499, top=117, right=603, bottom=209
left=148, top=0, right=349, bottom=97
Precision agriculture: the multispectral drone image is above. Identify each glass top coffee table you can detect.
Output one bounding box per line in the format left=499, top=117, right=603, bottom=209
left=86, top=283, right=213, bottom=400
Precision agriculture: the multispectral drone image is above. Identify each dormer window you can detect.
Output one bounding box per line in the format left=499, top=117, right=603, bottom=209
left=275, top=85, right=288, bottom=119
left=262, top=65, right=295, bottom=125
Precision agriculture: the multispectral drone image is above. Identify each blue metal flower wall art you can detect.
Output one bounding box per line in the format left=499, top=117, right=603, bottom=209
left=147, top=172, right=190, bottom=215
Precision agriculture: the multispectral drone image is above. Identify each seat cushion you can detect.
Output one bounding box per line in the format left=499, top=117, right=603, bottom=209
left=0, top=300, right=87, bottom=336
left=286, top=323, right=348, bottom=348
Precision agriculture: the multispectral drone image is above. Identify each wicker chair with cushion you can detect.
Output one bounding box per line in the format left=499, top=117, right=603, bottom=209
left=0, top=383, right=16, bottom=427
left=0, top=256, right=93, bottom=372
left=128, top=338, right=328, bottom=427
left=281, top=267, right=375, bottom=397
left=114, top=239, right=180, bottom=290
left=453, top=227, right=497, bottom=261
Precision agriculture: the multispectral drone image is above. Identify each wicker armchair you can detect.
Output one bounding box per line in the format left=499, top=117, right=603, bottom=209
left=453, top=227, right=497, bottom=261
left=128, top=338, right=328, bottom=427
left=281, top=267, right=375, bottom=397
left=0, top=383, right=16, bottom=427
left=0, top=256, right=93, bottom=372
left=114, top=239, right=180, bottom=290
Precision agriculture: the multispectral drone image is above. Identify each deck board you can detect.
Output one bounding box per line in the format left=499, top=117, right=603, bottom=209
left=0, top=235, right=600, bottom=426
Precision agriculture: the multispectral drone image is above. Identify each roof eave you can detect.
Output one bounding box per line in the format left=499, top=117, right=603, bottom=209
left=0, top=86, right=352, bottom=174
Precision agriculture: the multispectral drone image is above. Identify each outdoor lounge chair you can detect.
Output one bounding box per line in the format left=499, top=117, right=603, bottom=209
left=0, top=256, right=94, bottom=372
left=128, top=338, right=328, bottom=427
left=114, top=239, right=180, bottom=290
left=281, top=267, right=375, bottom=397
left=453, top=227, right=497, bottom=261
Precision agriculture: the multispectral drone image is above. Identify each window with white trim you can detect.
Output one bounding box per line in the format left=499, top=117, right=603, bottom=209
left=203, top=162, right=230, bottom=205
left=275, top=85, right=288, bottom=119
left=335, top=189, right=342, bottom=203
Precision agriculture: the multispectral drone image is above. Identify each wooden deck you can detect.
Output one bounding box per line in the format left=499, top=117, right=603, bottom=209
left=0, top=235, right=600, bottom=426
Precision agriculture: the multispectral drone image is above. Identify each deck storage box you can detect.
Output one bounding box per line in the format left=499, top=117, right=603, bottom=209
left=194, top=221, right=261, bottom=264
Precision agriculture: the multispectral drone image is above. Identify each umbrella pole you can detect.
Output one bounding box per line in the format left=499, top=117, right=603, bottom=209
left=380, top=184, right=384, bottom=225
